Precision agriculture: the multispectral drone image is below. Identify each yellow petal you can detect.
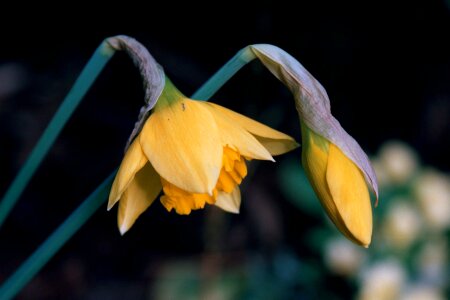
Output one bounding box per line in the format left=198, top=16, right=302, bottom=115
left=215, top=186, right=241, bottom=214
left=204, top=103, right=274, bottom=161
left=207, top=103, right=298, bottom=155
left=326, top=144, right=372, bottom=247
left=108, top=138, right=148, bottom=210
left=118, top=163, right=162, bottom=235
left=140, top=98, right=222, bottom=194
left=216, top=169, right=237, bottom=193
left=254, top=136, right=299, bottom=156
left=234, top=158, right=247, bottom=178
left=301, top=129, right=333, bottom=214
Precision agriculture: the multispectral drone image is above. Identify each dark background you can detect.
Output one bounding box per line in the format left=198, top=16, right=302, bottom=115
left=1, top=1, right=449, bottom=299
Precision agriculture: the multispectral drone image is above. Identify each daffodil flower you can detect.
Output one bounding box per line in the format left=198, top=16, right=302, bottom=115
left=108, top=76, right=298, bottom=234
left=246, top=44, right=378, bottom=247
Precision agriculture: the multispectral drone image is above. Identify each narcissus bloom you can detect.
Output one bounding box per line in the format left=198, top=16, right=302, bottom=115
left=108, top=77, right=298, bottom=234
left=246, top=44, right=379, bottom=247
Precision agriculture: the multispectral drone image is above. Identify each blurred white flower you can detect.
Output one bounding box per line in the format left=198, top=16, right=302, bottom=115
left=324, top=237, right=366, bottom=276
left=357, top=259, right=406, bottom=300
left=371, top=158, right=391, bottom=188
left=400, top=285, right=445, bottom=300
left=382, top=198, right=422, bottom=249
left=379, top=141, right=419, bottom=185
left=417, top=239, right=448, bottom=287
left=414, top=169, right=450, bottom=231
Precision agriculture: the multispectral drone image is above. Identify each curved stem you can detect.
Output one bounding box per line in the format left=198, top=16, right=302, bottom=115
left=192, top=46, right=255, bottom=100
left=0, top=41, right=115, bottom=228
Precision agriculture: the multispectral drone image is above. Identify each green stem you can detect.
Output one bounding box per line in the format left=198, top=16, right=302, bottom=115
left=192, top=46, right=255, bottom=100
left=0, top=41, right=115, bottom=228
left=0, top=173, right=115, bottom=300
left=0, top=44, right=256, bottom=300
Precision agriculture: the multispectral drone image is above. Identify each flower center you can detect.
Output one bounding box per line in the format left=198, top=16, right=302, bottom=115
left=160, top=146, right=247, bottom=214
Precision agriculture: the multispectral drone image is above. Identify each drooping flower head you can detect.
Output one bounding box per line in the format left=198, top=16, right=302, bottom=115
left=246, top=44, right=378, bottom=247
left=106, top=44, right=298, bottom=234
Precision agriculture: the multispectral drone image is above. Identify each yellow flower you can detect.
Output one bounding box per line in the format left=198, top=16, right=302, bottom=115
left=108, top=77, right=298, bottom=234
left=247, top=44, right=378, bottom=247
left=301, top=123, right=372, bottom=247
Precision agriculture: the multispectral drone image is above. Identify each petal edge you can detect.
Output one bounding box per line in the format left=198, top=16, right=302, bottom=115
left=118, top=163, right=162, bottom=234
left=108, top=138, right=148, bottom=210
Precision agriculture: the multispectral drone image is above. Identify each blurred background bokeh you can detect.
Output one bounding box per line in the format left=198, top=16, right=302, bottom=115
left=0, top=1, right=449, bottom=299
